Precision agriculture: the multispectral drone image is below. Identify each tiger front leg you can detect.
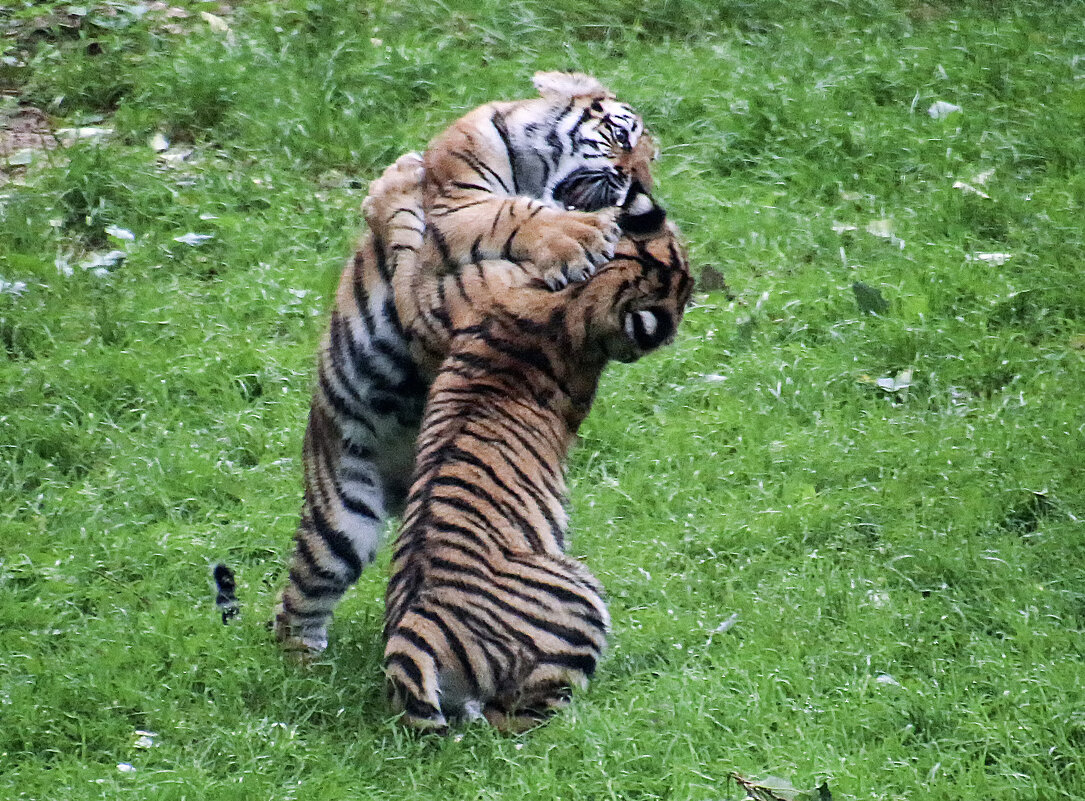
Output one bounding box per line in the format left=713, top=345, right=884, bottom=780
left=429, top=197, right=621, bottom=289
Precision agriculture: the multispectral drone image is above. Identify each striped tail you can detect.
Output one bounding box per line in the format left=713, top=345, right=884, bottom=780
left=212, top=563, right=240, bottom=624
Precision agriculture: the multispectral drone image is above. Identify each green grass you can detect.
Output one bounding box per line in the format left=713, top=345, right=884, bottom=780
left=2, top=1, right=1084, bottom=798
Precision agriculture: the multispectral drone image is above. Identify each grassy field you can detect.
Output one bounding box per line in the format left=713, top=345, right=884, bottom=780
left=2, top=0, right=1084, bottom=798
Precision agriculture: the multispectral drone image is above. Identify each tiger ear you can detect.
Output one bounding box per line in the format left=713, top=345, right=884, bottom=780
left=532, top=71, right=613, bottom=100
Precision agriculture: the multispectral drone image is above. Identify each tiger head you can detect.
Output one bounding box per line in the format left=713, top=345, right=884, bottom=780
left=534, top=71, right=654, bottom=212
left=592, top=186, right=692, bottom=365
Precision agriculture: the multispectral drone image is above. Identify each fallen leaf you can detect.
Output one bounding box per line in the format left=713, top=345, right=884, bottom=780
left=56, top=126, right=113, bottom=146
left=871, top=368, right=913, bottom=393
left=952, top=180, right=990, bottom=199
left=80, top=250, right=127, bottom=274
left=105, top=225, right=135, bottom=241
left=967, top=252, right=1012, bottom=265
left=731, top=772, right=833, bottom=801
left=852, top=281, right=889, bottom=315
left=710, top=613, right=739, bottom=635
left=174, top=233, right=214, bottom=246
left=864, top=218, right=905, bottom=248
left=201, top=11, right=230, bottom=33
left=698, top=264, right=731, bottom=294
left=0, top=277, right=29, bottom=296
left=928, top=100, right=962, bottom=119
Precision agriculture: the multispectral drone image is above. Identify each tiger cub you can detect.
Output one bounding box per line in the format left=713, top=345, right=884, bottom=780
left=422, top=71, right=653, bottom=290
left=272, top=76, right=658, bottom=654
left=366, top=153, right=692, bottom=731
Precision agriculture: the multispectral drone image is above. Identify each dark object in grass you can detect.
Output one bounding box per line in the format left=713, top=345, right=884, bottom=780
left=212, top=563, right=240, bottom=624
left=1002, top=490, right=1053, bottom=535
left=852, top=281, right=889, bottom=315
left=698, top=264, right=733, bottom=296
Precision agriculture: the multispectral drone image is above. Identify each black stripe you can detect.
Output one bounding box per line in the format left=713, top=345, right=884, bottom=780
left=451, top=181, right=491, bottom=193
left=287, top=566, right=342, bottom=599
left=293, top=531, right=343, bottom=585
left=309, top=503, right=363, bottom=582
left=454, top=148, right=512, bottom=193
left=386, top=651, right=426, bottom=692
left=436, top=576, right=597, bottom=648
left=546, top=99, right=575, bottom=161
left=428, top=471, right=544, bottom=552
left=414, top=607, right=480, bottom=695
left=490, top=110, right=520, bottom=194
left=443, top=440, right=557, bottom=537
left=540, top=650, right=599, bottom=676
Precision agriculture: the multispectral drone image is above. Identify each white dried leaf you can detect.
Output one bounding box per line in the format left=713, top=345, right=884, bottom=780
left=150, top=132, right=169, bottom=152
left=116, top=762, right=136, bottom=773
left=174, top=232, right=214, bottom=246
left=865, top=219, right=894, bottom=238
left=201, top=11, right=230, bottom=33
left=710, top=613, right=739, bottom=635
left=865, top=218, right=905, bottom=249
left=159, top=148, right=193, bottom=165
left=968, top=252, right=1012, bottom=265
left=952, top=180, right=990, bottom=199
left=928, top=100, right=962, bottom=120
left=874, top=368, right=913, bottom=393
left=105, top=225, right=135, bottom=241
left=81, top=250, right=127, bottom=271
left=876, top=673, right=901, bottom=686
left=0, top=277, right=29, bottom=296
left=865, top=590, right=889, bottom=608
left=56, top=126, right=113, bottom=145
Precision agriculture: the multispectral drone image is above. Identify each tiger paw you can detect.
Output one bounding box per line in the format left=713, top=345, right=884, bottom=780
left=363, top=151, right=425, bottom=232
left=272, top=607, right=329, bottom=656
left=535, top=207, right=621, bottom=290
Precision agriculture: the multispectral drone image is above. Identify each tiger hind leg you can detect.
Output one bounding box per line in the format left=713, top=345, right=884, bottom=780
left=274, top=428, right=402, bottom=653
left=385, top=649, right=448, bottom=732
left=483, top=682, right=575, bottom=734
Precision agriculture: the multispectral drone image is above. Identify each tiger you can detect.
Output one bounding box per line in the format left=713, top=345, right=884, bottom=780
left=420, top=71, right=652, bottom=291
left=365, top=152, right=692, bottom=731
left=271, top=74, right=659, bottom=654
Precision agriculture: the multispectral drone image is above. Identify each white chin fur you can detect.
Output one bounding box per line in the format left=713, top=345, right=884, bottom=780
left=625, top=309, right=658, bottom=341
left=636, top=310, right=658, bottom=337
left=627, top=194, right=653, bottom=216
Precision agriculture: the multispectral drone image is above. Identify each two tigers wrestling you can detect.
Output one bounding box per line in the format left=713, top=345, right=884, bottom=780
left=219, top=73, right=692, bottom=731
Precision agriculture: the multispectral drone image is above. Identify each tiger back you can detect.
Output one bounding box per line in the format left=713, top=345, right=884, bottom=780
left=368, top=155, right=692, bottom=731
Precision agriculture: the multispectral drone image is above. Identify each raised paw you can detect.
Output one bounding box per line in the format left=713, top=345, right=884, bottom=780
left=536, top=207, right=621, bottom=290
left=362, top=151, right=425, bottom=232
